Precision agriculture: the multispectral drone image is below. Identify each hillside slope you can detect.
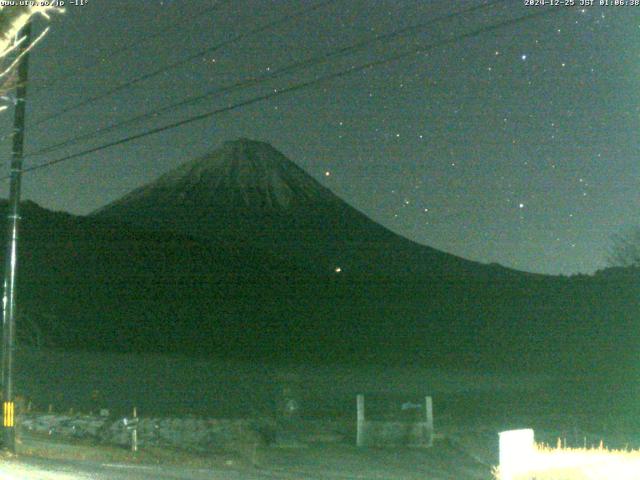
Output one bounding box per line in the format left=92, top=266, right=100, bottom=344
left=0, top=140, right=632, bottom=376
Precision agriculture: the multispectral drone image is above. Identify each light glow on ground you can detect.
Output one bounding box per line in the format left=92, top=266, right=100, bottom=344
left=495, top=442, right=640, bottom=480
left=0, top=461, right=85, bottom=479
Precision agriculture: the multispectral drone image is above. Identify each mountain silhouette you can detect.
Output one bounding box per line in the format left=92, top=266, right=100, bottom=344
left=93, top=138, right=513, bottom=280
left=0, top=139, right=634, bottom=376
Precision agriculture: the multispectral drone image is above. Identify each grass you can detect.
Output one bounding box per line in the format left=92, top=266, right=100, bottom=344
left=9, top=347, right=640, bottom=479
left=15, top=431, right=254, bottom=470
left=493, top=441, right=640, bottom=480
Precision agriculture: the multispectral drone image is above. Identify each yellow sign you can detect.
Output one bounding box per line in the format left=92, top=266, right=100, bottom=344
left=3, top=401, right=14, bottom=427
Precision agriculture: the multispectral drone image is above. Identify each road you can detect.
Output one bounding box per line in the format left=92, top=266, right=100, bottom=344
left=0, top=441, right=492, bottom=479
left=0, top=432, right=493, bottom=479
left=0, top=456, right=293, bottom=480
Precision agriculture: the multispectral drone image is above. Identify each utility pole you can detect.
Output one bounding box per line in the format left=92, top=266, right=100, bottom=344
left=2, top=22, right=32, bottom=453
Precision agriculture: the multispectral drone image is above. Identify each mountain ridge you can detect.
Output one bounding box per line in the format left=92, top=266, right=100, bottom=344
left=94, top=138, right=339, bottom=215
left=0, top=139, right=634, bottom=375
left=93, top=138, right=523, bottom=280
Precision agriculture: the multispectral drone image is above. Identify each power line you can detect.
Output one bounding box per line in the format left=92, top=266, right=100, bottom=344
left=25, top=0, right=505, bottom=159
left=17, top=5, right=565, bottom=177
left=27, top=0, right=337, bottom=129
left=26, top=1, right=229, bottom=94
left=8, top=6, right=567, bottom=180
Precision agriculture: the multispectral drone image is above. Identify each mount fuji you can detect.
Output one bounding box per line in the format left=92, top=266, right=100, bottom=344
left=93, top=138, right=511, bottom=280
left=0, top=139, right=633, bottom=374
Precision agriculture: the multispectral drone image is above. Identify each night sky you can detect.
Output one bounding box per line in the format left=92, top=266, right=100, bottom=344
left=0, top=0, right=637, bottom=275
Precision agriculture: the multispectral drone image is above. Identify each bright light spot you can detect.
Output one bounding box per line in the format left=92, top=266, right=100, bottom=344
left=521, top=54, right=527, bottom=61
left=325, top=171, right=331, bottom=177
left=334, top=267, right=342, bottom=273
left=499, top=429, right=535, bottom=478
left=519, top=203, right=524, bottom=209
left=497, top=428, right=640, bottom=480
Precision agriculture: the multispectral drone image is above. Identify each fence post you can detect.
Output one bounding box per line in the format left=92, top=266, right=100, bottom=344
left=356, top=394, right=365, bottom=447
left=124, top=406, right=139, bottom=452
left=425, top=396, right=433, bottom=446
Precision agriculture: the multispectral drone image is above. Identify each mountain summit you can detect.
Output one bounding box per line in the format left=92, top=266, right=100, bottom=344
left=93, top=138, right=494, bottom=278
left=96, top=138, right=338, bottom=216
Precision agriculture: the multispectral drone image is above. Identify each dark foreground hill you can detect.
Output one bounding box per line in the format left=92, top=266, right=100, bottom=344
left=0, top=140, right=636, bottom=379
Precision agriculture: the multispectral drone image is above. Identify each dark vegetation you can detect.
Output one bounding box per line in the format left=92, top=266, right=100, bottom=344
left=2, top=141, right=638, bottom=395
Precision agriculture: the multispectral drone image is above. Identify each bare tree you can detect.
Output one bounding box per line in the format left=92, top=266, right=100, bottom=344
left=607, top=226, right=640, bottom=268
left=0, top=5, right=61, bottom=105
